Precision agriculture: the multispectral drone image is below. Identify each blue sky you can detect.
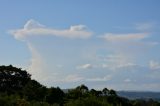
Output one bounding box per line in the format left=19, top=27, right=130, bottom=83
left=1, top=0, right=160, bottom=91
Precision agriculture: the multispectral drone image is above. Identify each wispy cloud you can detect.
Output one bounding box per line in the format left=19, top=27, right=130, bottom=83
left=101, top=32, right=148, bottom=42
left=97, top=53, right=136, bottom=71
left=149, top=60, right=160, bottom=70
left=96, top=31, right=159, bottom=72
left=64, top=74, right=84, bottom=82
left=9, top=19, right=93, bottom=40
left=86, top=75, right=112, bottom=82
left=50, top=74, right=84, bottom=83
left=124, top=78, right=132, bottom=83
left=76, top=63, right=93, bottom=69
left=135, top=22, right=155, bottom=31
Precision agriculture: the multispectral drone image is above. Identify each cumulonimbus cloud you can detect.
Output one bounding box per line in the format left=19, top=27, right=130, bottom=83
left=9, top=19, right=93, bottom=40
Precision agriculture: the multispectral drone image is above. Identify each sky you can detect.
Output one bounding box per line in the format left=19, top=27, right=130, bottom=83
left=1, top=0, right=160, bottom=91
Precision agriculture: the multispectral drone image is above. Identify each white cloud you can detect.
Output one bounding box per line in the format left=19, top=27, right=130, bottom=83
left=9, top=19, right=92, bottom=40
left=86, top=75, right=112, bottom=82
left=70, top=25, right=88, bottom=31
left=9, top=19, right=93, bottom=84
left=101, top=33, right=148, bottom=42
left=64, top=74, right=84, bottom=82
left=9, top=19, right=160, bottom=90
left=100, top=54, right=135, bottom=70
left=27, top=43, right=46, bottom=80
left=124, top=79, right=132, bottom=83
left=77, top=63, right=93, bottom=69
left=149, top=60, right=160, bottom=70
left=51, top=74, right=84, bottom=83
left=97, top=32, right=158, bottom=71
left=135, top=22, right=154, bottom=31
left=24, top=19, right=45, bottom=30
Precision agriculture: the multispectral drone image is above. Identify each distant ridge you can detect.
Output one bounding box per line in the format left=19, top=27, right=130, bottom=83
left=117, top=91, right=160, bottom=101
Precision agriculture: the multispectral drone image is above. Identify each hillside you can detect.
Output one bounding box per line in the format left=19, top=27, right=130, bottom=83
left=118, top=91, right=160, bottom=101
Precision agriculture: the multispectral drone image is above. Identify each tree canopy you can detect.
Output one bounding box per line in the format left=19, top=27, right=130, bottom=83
left=0, top=65, right=31, bottom=93
left=0, top=65, right=160, bottom=106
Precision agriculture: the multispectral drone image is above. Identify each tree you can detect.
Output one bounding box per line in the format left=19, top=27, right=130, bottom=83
left=76, top=84, right=89, bottom=94
left=0, top=65, right=31, bottom=93
left=109, top=89, right=117, bottom=96
left=45, top=87, right=64, bottom=105
left=90, top=89, right=102, bottom=97
left=102, top=88, right=109, bottom=96
left=22, top=79, right=47, bottom=101
left=67, top=84, right=89, bottom=100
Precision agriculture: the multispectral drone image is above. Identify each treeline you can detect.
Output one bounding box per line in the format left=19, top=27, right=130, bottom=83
left=0, top=65, right=160, bottom=106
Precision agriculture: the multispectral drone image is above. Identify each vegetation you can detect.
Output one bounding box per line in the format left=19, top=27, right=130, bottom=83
left=0, top=65, right=160, bottom=106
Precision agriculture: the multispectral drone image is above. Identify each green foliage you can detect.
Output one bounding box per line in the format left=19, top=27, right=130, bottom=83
left=0, top=65, right=31, bottom=93
left=23, top=79, right=47, bottom=101
left=45, top=87, right=64, bottom=104
left=102, top=88, right=109, bottom=96
left=0, top=65, right=160, bottom=106
left=90, top=89, right=101, bottom=97
left=0, top=94, right=19, bottom=106
left=65, top=97, right=113, bottom=106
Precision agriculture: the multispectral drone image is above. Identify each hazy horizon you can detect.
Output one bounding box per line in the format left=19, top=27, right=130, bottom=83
left=1, top=0, right=160, bottom=91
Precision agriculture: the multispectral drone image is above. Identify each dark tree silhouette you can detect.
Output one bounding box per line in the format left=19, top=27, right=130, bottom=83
left=45, top=87, right=64, bottom=104
left=90, top=89, right=98, bottom=96
left=102, top=88, right=109, bottom=96
left=76, top=84, right=89, bottom=93
left=23, top=79, right=47, bottom=101
left=0, top=65, right=31, bottom=93
left=109, top=89, right=117, bottom=96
